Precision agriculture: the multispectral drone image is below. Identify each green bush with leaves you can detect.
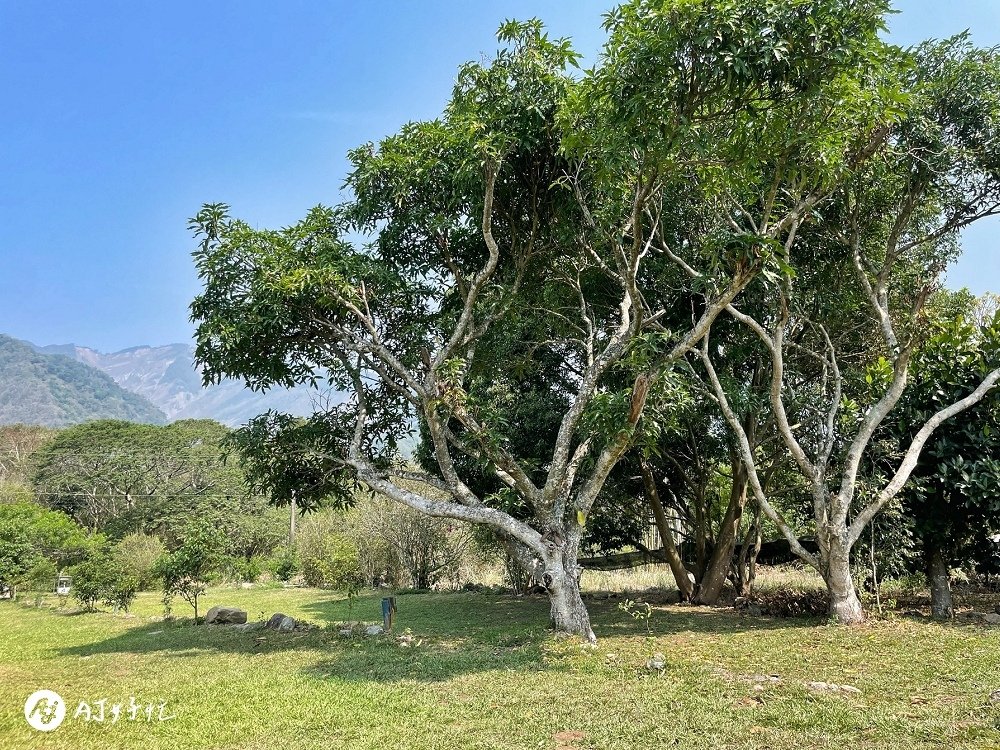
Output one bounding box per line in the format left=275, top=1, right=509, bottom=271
left=0, top=502, right=92, bottom=598
left=154, top=518, right=225, bottom=623
left=71, top=554, right=112, bottom=611
left=101, top=572, right=140, bottom=612
left=266, top=549, right=299, bottom=582
left=113, top=532, right=165, bottom=590
left=222, top=555, right=264, bottom=583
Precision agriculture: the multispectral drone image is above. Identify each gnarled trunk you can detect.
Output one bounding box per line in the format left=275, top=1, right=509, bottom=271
left=695, top=458, right=748, bottom=604
left=926, top=545, right=953, bottom=620
left=641, top=461, right=694, bottom=601
left=542, top=544, right=595, bottom=643
left=823, top=538, right=864, bottom=624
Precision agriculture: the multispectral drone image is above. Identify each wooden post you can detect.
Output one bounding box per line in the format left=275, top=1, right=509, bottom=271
left=381, top=597, right=397, bottom=631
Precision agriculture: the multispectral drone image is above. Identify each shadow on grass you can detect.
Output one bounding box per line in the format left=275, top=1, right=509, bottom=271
left=55, top=590, right=820, bottom=683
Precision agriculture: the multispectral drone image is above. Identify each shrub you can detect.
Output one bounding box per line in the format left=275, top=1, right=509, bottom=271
left=155, top=518, right=225, bottom=623
left=267, top=549, right=299, bottom=582
left=113, top=532, right=165, bottom=590
left=71, top=555, right=112, bottom=611
left=347, top=495, right=472, bottom=589
left=102, top=573, right=140, bottom=612
left=296, top=511, right=362, bottom=590
left=223, top=555, right=264, bottom=583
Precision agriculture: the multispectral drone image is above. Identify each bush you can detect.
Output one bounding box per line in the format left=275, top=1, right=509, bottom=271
left=267, top=549, right=299, bottom=582
left=223, top=555, right=264, bottom=583
left=24, top=559, right=57, bottom=593
left=102, top=573, right=140, bottom=612
left=155, top=518, right=225, bottom=622
left=71, top=555, right=112, bottom=611
left=113, top=532, right=165, bottom=590
left=296, top=511, right=362, bottom=590
left=347, top=495, right=472, bottom=590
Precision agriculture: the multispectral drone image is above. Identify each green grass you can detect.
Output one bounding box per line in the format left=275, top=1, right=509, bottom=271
left=2, top=586, right=1000, bottom=749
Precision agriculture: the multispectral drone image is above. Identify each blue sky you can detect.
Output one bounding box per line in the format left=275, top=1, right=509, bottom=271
left=1, top=1, right=997, bottom=352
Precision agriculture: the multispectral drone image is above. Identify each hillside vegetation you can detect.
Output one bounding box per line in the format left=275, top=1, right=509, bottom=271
left=0, top=336, right=165, bottom=427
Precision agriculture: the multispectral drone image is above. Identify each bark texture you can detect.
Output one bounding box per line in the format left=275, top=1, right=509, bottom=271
left=926, top=546, right=954, bottom=620
left=695, top=458, right=749, bottom=604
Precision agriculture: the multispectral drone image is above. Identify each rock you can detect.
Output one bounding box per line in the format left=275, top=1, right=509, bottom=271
left=265, top=612, right=296, bottom=632
left=233, top=622, right=263, bottom=633
left=266, top=613, right=287, bottom=629
left=339, top=628, right=353, bottom=637
left=839, top=685, right=862, bottom=695
left=984, top=613, right=1000, bottom=625
left=205, top=606, right=248, bottom=625
left=365, top=624, right=384, bottom=636
left=646, top=652, right=666, bottom=671
left=989, top=689, right=1000, bottom=703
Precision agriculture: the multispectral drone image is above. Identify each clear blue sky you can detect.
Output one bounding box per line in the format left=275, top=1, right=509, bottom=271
left=1, top=1, right=997, bottom=352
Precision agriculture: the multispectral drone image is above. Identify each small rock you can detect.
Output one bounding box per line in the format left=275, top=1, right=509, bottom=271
left=365, top=624, right=384, bottom=636
left=984, top=613, right=1000, bottom=625
left=339, top=628, right=353, bottom=637
left=266, top=612, right=288, bottom=630
left=807, top=681, right=832, bottom=692
left=989, top=689, right=1000, bottom=703
left=646, top=652, right=666, bottom=671
left=205, top=606, right=248, bottom=625
left=839, top=685, right=862, bottom=695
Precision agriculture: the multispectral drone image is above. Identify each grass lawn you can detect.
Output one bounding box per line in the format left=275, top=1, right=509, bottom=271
left=2, top=586, right=1000, bottom=749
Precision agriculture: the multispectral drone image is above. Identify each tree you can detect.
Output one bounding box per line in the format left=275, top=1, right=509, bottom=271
left=190, top=3, right=900, bottom=640
left=155, top=518, right=225, bottom=623
left=699, top=36, right=1000, bottom=622
left=873, top=304, right=1000, bottom=617
left=0, top=502, right=92, bottom=598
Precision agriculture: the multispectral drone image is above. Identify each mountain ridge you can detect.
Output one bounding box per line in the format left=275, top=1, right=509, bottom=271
left=31, top=340, right=327, bottom=427
left=0, top=335, right=167, bottom=426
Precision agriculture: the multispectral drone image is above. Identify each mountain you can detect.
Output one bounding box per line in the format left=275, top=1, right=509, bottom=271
left=35, top=341, right=328, bottom=426
left=0, top=335, right=167, bottom=426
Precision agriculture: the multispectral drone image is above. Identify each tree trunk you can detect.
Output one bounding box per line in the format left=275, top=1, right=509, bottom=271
left=542, top=544, right=595, bottom=643
left=640, top=461, right=694, bottom=600
left=926, top=545, right=953, bottom=619
left=824, top=538, right=864, bottom=624
left=734, top=501, right=762, bottom=597
left=695, top=458, right=748, bottom=604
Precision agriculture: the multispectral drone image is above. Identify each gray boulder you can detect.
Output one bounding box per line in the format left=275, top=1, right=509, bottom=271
left=205, top=606, right=248, bottom=625
left=265, top=612, right=297, bottom=632
left=365, top=624, right=384, bottom=636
